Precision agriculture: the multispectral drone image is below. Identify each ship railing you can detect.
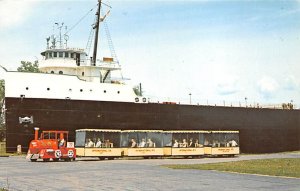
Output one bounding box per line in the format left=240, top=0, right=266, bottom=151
left=79, top=59, right=121, bottom=70
left=145, top=96, right=297, bottom=110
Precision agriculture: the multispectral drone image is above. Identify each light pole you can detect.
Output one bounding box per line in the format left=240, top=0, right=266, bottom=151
left=189, top=93, right=192, bottom=105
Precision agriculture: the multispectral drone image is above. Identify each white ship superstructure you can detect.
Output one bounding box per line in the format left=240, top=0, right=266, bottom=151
left=4, top=1, right=146, bottom=104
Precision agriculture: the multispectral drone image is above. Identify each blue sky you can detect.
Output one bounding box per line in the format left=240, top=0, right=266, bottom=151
left=0, top=0, right=300, bottom=107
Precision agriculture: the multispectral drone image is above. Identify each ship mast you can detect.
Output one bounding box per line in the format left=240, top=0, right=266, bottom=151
left=92, top=0, right=102, bottom=66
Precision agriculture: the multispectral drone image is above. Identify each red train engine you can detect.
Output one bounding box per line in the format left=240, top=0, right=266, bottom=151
left=26, top=128, right=76, bottom=162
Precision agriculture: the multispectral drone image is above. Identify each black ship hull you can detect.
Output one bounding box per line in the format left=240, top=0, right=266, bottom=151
left=5, top=97, right=300, bottom=153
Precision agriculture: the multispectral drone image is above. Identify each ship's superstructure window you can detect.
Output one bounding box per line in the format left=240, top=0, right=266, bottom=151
left=59, top=71, right=63, bottom=74
left=54, top=52, right=57, bottom=57
left=65, top=52, right=69, bottom=58
left=59, top=52, right=63, bottom=58
left=82, top=72, right=84, bottom=76
left=45, top=53, right=48, bottom=59
left=71, top=53, right=74, bottom=58
left=49, top=52, right=52, bottom=58
left=50, top=71, right=54, bottom=74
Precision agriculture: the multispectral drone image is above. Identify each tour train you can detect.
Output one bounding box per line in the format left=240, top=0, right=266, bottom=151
left=75, top=129, right=240, bottom=159
left=27, top=128, right=239, bottom=161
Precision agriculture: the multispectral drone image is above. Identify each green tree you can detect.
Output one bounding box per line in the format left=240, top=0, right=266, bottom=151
left=0, top=80, right=5, bottom=140
left=0, top=80, right=4, bottom=102
left=17, top=61, right=39, bottom=72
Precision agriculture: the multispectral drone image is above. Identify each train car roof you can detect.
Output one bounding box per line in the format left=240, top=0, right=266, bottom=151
left=208, top=130, right=239, bottom=133
left=76, top=129, right=121, bottom=132
left=164, top=130, right=209, bottom=133
left=121, top=130, right=163, bottom=133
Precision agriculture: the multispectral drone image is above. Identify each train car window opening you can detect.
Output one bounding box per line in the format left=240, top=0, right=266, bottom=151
left=75, top=131, right=86, bottom=147
left=162, top=133, right=172, bottom=147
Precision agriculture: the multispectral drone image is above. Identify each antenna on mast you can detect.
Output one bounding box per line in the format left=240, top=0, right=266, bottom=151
left=64, top=26, right=69, bottom=48
left=55, top=22, right=64, bottom=48
left=92, top=0, right=102, bottom=66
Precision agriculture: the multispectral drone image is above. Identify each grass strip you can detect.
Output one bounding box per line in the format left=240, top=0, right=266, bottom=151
left=163, top=158, right=300, bottom=178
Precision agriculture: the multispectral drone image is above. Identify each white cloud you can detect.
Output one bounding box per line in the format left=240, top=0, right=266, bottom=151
left=0, top=0, right=38, bottom=29
left=217, top=75, right=239, bottom=95
left=283, top=75, right=299, bottom=91
left=257, top=76, right=279, bottom=99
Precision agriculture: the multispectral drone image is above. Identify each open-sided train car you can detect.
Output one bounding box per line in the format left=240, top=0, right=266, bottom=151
left=204, top=131, right=240, bottom=157
left=75, top=129, right=122, bottom=160
left=121, top=130, right=164, bottom=158
left=74, top=129, right=239, bottom=159
left=164, top=130, right=206, bottom=158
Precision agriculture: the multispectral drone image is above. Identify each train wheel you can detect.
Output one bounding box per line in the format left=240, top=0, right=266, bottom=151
left=30, top=159, right=37, bottom=162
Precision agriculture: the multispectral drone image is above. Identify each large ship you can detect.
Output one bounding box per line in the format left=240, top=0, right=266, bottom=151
left=1, top=1, right=299, bottom=153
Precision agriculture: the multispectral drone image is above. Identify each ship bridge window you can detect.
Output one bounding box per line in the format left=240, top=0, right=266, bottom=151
left=45, top=53, right=48, bottom=59
left=65, top=52, right=69, bottom=58
left=54, top=52, right=57, bottom=57
left=71, top=53, right=74, bottom=58
left=59, top=52, right=63, bottom=58
left=59, top=71, right=63, bottom=74
left=49, top=52, right=52, bottom=58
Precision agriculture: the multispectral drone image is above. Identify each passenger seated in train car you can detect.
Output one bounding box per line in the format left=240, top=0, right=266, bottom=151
left=95, top=138, right=102, bottom=148
left=204, top=139, right=210, bottom=146
left=146, top=138, right=155, bottom=147
left=104, top=139, right=112, bottom=148
left=173, top=139, right=179, bottom=147
left=59, top=138, right=65, bottom=148
left=188, top=138, right=193, bottom=147
left=229, top=139, right=238, bottom=147
left=194, top=139, right=200, bottom=147
left=180, top=139, right=188, bottom=147
left=212, top=140, right=220, bottom=147
left=130, top=138, right=137, bottom=148
left=139, top=138, right=146, bottom=147
left=86, top=139, right=94, bottom=147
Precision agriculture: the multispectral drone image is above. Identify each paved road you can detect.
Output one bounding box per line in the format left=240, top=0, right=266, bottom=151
left=0, top=153, right=299, bottom=191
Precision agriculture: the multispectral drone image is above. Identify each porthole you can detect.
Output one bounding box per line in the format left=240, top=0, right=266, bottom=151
left=59, top=71, right=63, bottom=74
left=51, top=71, right=54, bottom=74
left=69, top=88, right=72, bottom=91
left=104, top=90, right=106, bottom=93
left=90, top=89, right=93, bottom=92
left=25, top=87, right=29, bottom=90
left=47, top=88, right=50, bottom=91
left=117, top=91, right=120, bottom=94
left=80, top=89, right=83, bottom=92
